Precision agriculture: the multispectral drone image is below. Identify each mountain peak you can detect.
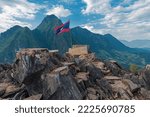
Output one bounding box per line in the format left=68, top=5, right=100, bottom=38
left=0, top=25, right=23, bottom=40
left=5, top=25, right=23, bottom=33
left=72, top=26, right=97, bottom=35
left=12, top=25, right=23, bottom=29
left=36, top=15, right=62, bottom=32
left=43, top=15, right=60, bottom=22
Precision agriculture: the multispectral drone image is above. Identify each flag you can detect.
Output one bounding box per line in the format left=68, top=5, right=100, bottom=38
left=54, top=20, right=70, bottom=35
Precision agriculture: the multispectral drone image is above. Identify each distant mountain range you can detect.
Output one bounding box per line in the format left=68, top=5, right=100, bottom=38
left=121, top=40, right=150, bottom=49
left=0, top=15, right=150, bottom=68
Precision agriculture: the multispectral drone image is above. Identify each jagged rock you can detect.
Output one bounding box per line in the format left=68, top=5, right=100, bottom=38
left=96, top=79, right=113, bottom=99
left=141, top=66, right=150, bottom=89
left=105, top=61, right=124, bottom=76
left=12, top=89, right=28, bottom=100
left=48, top=73, right=83, bottom=100
left=75, top=72, right=89, bottom=83
left=42, top=73, right=60, bottom=99
left=0, top=87, right=5, bottom=97
left=0, top=83, right=10, bottom=97
left=122, top=79, right=140, bottom=93
left=2, top=84, right=22, bottom=98
left=111, top=80, right=128, bottom=91
left=0, top=46, right=150, bottom=100
left=86, top=63, right=104, bottom=83
left=123, top=73, right=144, bottom=88
left=140, top=88, right=150, bottom=99
left=118, top=88, right=130, bottom=100
left=104, top=76, right=121, bottom=80
left=110, top=80, right=130, bottom=99
left=87, top=93, right=98, bottom=100
left=79, top=53, right=96, bottom=62
left=75, top=80, right=87, bottom=99
left=0, top=64, right=13, bottom=83
left=0, top=64, right=12, bottom=72
left=24, top=94, right=42, bottom=100
left=87, top=87, right=96, bottom=95
left=62, top=62, right=75, bottom=66
left=52, top=66, right=69, bottom=75
left=126, top=89, right=133, bottom=98
left=93, top=61, right=105, bottom=70
left=0, top=87, right=5, bottom=96
left=14, top=48, right=50, bottom=83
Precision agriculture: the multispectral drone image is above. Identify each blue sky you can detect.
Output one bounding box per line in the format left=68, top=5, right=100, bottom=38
left=0, top=0, right=149, bottom=41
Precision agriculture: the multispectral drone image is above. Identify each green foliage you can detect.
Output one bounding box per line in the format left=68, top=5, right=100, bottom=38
left=129, top=64, right=138, bottom=73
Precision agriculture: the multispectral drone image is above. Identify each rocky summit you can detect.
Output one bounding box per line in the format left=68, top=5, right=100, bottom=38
left=0, top=45, right=150, bottom=100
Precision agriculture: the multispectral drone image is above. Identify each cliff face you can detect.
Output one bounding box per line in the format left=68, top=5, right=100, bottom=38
left=0, top=46, right=150, bottom=100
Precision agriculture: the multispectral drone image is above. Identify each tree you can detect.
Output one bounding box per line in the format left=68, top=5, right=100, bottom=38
left=130, top=64, right=138, bottom=73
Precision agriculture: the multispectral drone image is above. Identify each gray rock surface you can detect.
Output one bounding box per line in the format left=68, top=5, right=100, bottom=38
left=0, top=46, right=150, bottom=100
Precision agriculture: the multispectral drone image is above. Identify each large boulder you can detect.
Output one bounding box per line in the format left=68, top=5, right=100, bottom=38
left=141, top=65, right=150, bottom=89
left=0, top=64, right=13, bottom=83
left=105, top=60, right=125, bottom=76
left=14, top=48, right=50, bottom=83
left=47, top=73, right=83, bottom=100
left=12, top=48, right=83, bottom=99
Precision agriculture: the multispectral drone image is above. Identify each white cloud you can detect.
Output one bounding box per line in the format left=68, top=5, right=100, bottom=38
left=0, top=0, right=44, bottom=32
left=46, top=5, right=72, bottom=18
left=128, top=6, right=150, bottom=21
left=82, top=0, right=111, bottom=14
left=127, top=0, right=150, bottom=10
left=82, top=0, right=150, bottom=40
left=121, top=0, right=134, bottom=5
left=82, top=25, right=94, bottom=31
left=0, top=13, right=32, bottom=32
